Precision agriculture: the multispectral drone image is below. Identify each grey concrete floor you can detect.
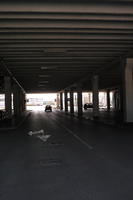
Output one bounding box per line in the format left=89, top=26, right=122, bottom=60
left=82, top=109, right=123, bottom=125
left=70, top=106, right=122, bottom=125
left=0, top=111, right=133, bottom=200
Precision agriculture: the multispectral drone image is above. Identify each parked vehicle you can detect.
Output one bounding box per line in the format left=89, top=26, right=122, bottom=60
left=45, top=105, right=52, bottom=112
left=84, top=103, right=93, bottom=110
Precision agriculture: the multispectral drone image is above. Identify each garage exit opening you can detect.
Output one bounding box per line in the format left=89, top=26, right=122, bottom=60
left=26, top=93, right=57, bottom=111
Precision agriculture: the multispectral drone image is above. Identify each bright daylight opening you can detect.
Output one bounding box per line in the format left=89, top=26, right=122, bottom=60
left=26, top=93, right=57, bottom=111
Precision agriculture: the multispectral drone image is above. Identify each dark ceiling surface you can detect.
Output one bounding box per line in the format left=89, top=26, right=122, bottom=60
left=0, top=1, right=133, bottom=92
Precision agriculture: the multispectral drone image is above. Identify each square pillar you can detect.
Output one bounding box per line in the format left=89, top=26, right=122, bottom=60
left=56, top=93, right=60, bottom=109
left=77, top=88, right=82, bottom=117
left=13, top=84, right=22, bottom=116
left=64, top=90, right=68, bottom=112
left=13, top=84, right=19, bottom=116
left=92, top=75, right=99, bottom=119
left=4, top=76, right=12, bottom=118
left=123, top=58, right=133, bottom=122
left=107, top=89, right=110, bottom=111
left=19, top=90, right=24, bottom=114
left=22, top=92, right=26, bottom=112
left=60, top=92, right=63, bottom=110
left=70, top=90, right=74, bottom=114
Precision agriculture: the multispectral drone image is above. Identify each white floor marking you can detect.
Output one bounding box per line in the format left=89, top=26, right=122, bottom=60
left=37, top=135, right=51, bottom=142
left=50, top=116, right=94, bottom=150
left=27, top=129, right=51, bottom=142
left=28, top=129, right=44, bottom=136
left=62, top=125, right=94, bottom=150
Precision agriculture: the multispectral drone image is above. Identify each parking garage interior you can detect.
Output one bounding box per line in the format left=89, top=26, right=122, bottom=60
left=0, top=1, right=133, bottom=199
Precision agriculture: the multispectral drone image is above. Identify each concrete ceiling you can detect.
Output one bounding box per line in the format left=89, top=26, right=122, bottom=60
left=0, top=1, right=133, bottom=92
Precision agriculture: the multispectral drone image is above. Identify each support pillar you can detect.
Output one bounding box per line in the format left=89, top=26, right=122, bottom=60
left=13, top=84, right=19, bottom=116
left=70, top=90, right=74, bottom=114
left=4, top=76, right=12, bottom=118
left=22, top=92, right=26, bottom=112
left=107, top=89, right=110, bottom=111
left=113, top=91, right=117, bottom=110
left=60, top=92, right=63, bottom=110
left=13, top=84, right=24, bottom=116
left=64, top=90, right=68, bottom=112
left=20, top=90, right=24, bottom=114
left=123, top=58, right=133, bottom=122
left=77, top=88, right=82, bottom=117
left=56, top=93, right=60, bottom=109
left=92, top=75, right=99, bottom=119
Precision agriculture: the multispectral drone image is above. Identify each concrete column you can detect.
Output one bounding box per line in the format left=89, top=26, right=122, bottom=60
left=111, top=91, right=115, bottom=110
left=21, top=92, right=26, bottom=113
left=13, top=84, right=25, bottom=116
left=88, top=92, right=92, bottom=103
left=123, top=58, right=133, bottom=122
left=23, top=93, right=26, bottom=111
left=13, top=84, right=20, bottom=116
left=56, top=93, right=60, bottom=109
left=77, top=88, right=82, bottom=117
left=21, top=92, right=24, bottom=112
left=92, top=75, right=99, bottom=119
left=19, top=89, right=25, bottom=115
left=60, top=92, right=63, bottom=110
left=20, top=90, right=24, bottom=114
left=119, top=57, right=127, bottom=121
left=70, top=90, right=74, bottom=114
left=64, top=90, right=68, bottom=112
left=113, top=91, right=117, bottom=110
left=107, top=89, right=110, bottom=111
left=4, top=76, right=12, bottom=118
left=21, top=92, right=26, bottom=112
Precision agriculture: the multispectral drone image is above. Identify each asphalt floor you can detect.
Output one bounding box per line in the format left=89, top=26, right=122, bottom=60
left=0, top=110, right=133, bottom=200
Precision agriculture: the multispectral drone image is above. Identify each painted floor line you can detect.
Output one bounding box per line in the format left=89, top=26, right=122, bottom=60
left=62, top=125, right=94, bottom=150
left=46, top=113, right=94, bottom=150
left=50, top=115, right=94, bottom=151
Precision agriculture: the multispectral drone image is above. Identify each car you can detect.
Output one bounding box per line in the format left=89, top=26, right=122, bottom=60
left=84, top=103, right=93, bottom=110
left=45, top=105, right=52, bottom=112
